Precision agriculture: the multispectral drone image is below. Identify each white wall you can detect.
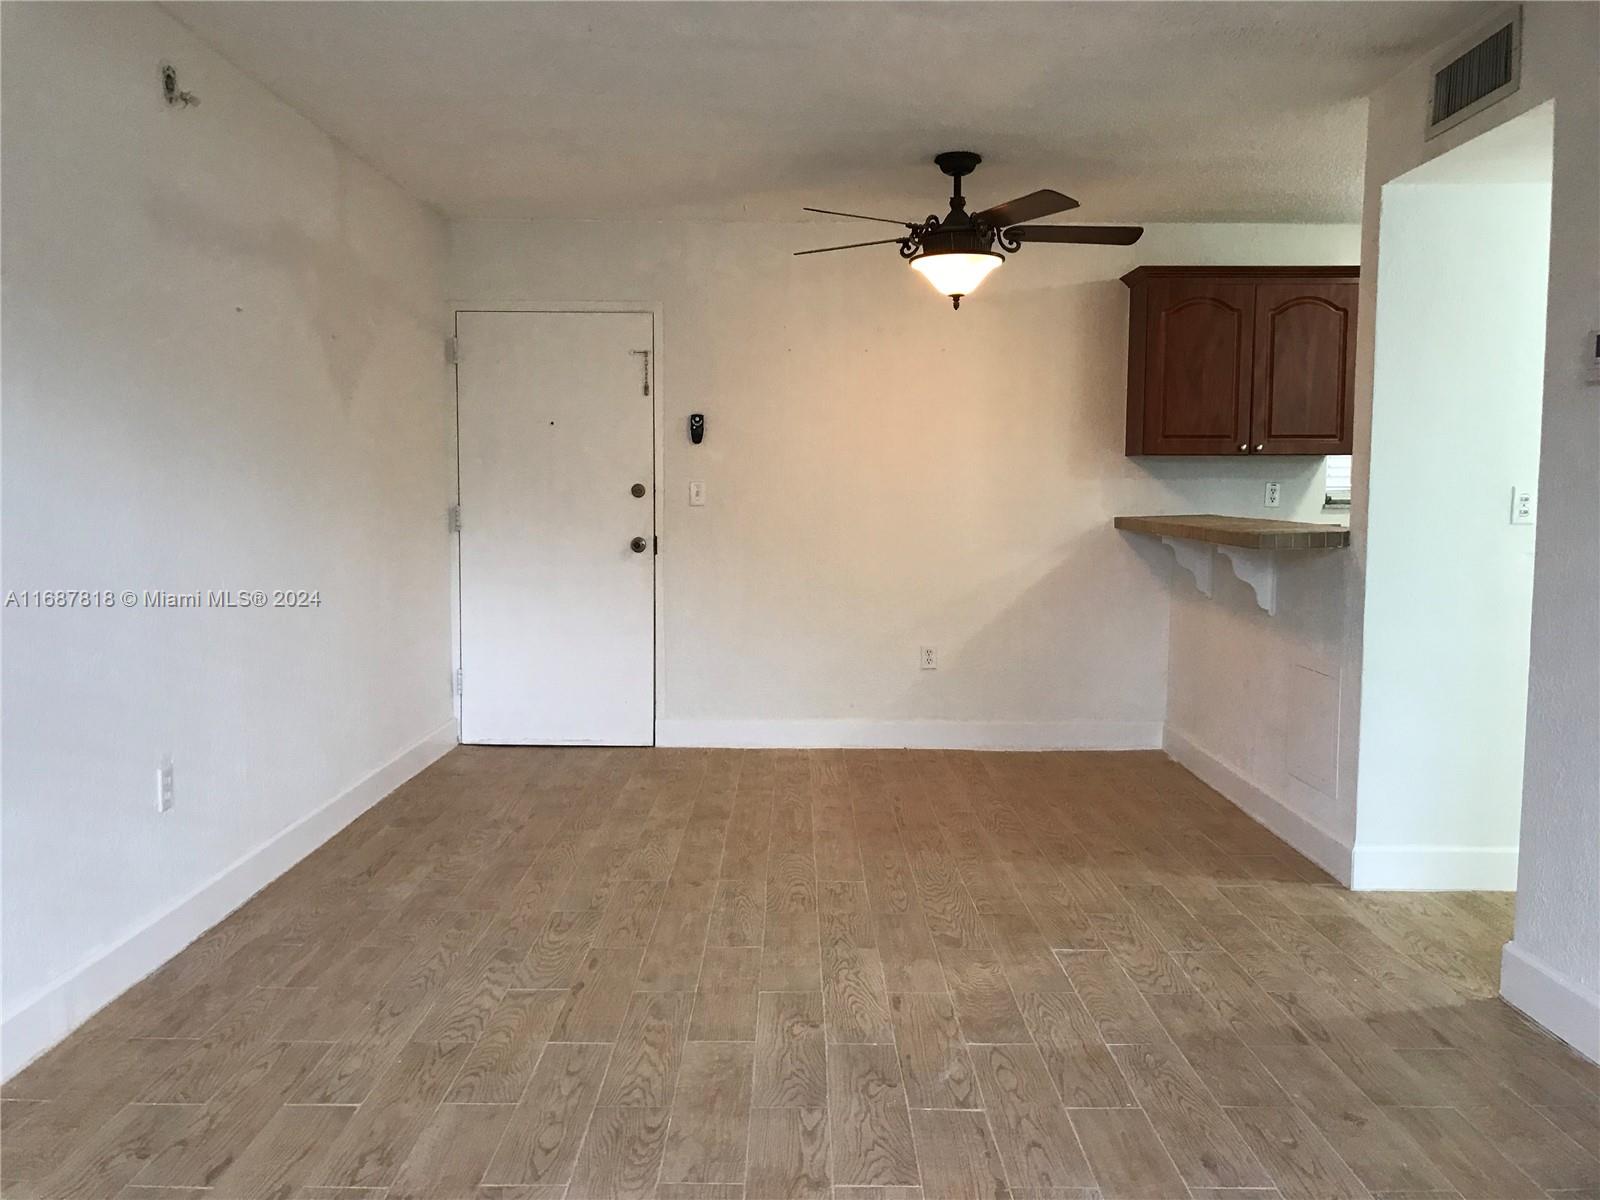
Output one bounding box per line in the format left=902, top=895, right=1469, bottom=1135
left=1353, top=3, right=1599, bottom=1058
left=1166, top=549, right=1355, bottom=881
left=448, top=220, right=1356, bottom=749
left=1, top=3, right=457, bottom=1074
left=1355, top=174, right=1551, bottom=889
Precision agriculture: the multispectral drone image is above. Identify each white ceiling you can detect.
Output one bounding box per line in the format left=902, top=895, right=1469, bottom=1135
left=167, top=1, right=1486, bottom=224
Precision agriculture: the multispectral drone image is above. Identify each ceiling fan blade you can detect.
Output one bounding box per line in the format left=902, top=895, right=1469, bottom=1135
left=974, top=188, right=1079, bottom=227
left=793, top=237, right=908, bottom=256
left=803, top=206, right=916, bottom=227
left=1008, top=224, right=1145, bottom=245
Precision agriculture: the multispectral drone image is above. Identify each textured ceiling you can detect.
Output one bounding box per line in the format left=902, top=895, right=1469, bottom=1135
left=167, top=1, right=1486, bottom=223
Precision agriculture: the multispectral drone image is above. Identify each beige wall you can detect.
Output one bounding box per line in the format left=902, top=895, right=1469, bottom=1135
left=1166, top=548, right=1354, bottom=879
left=449, top=219, right=1356, bottom=748
left=1, top=2, right=456, bottom=1073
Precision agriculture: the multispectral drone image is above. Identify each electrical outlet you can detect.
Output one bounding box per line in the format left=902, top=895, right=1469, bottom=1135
left=157, top=757, right=175, bottom=813
left=1511, top=486, right=1536, bottom=525
left=1264, top=481, right=1282, bottom=508
left=688, top=480, right=706, bottom=506
left=920, top=646, right=938, bottom=671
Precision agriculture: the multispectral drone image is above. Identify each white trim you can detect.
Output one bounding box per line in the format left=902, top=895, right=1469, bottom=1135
left=1348, top=842, right=1520, bottom=891
left=1163, top=726, right=1353, bottom=883
left=446, top=300, right=666, bottom=747
left=656, top=718, right=1162, bottom=751
left=0, top=720, right=458, bottom=1081
left=1500, top=939, right=1600, bottom=1063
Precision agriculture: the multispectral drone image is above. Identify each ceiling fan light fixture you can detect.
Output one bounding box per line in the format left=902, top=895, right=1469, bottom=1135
left=909, top=249, right=1003, bottom=308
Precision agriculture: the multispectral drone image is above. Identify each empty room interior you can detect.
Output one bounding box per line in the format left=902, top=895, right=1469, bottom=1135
left=3, top=2, right=1598, bottom=1197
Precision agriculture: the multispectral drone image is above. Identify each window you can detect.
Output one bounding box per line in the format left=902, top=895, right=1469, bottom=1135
left=1325, top=454, right=1353, bottom=508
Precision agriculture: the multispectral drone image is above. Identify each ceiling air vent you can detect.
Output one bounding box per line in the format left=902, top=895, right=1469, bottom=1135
left=1428, top=10, right=1521, bottom=139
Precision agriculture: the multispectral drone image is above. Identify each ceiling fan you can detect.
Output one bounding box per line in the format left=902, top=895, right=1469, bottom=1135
left=796, top=151, right=1143, bottom=308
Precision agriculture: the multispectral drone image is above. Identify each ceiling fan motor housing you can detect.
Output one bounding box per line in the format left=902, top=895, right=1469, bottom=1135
left=914, top=223, right=996, bottom=256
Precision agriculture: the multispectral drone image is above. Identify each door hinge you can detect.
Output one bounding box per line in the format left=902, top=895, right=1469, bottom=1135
left=654, top=535, right=659, bottom=555
left=630, top=349, right=650, bottom=396
left=453, top=667, right=463, bottom=696
left=448, top=504, right=462, bottom=533
left=444, top=336, right=460, bottom=365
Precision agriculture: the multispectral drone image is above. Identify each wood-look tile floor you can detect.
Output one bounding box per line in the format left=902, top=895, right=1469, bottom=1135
left=4, top=748, right=1597, bottom=1200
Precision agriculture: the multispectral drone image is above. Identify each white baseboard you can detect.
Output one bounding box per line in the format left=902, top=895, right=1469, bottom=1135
left=655, top=718, right=1163, bottom=751
left=0, top=719, right=458, bottom=1081
left=1348, top=843, right=1520, bottom=891
left=1163, top=727, right=1353, bottom=884
left=1501, top=939, right=1600, bottom=1063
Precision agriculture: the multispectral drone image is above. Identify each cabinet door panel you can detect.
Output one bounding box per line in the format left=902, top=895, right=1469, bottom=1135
left=1251, top=281, right=1356, bottom=454
left=1142, top=280, right=1254, bottom=455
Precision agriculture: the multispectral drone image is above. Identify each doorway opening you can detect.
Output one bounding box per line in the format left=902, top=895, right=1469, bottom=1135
left=1354, top=102, right=1555, bottom=889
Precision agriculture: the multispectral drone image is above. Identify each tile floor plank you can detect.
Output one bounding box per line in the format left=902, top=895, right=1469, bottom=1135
left=134, top=1041, right=334, bottom=1189
left=444, top=987, right=565, bottom=1103
left=386, top=1101, right=514, bottom=1200
left=14, top=748, right=1583, bottom=1200
left=1014, top=990, right=1137, bottom=1109
left=308, top=1040, right=471, bottom=1189
left=907, top=1107, right=1010, bottom=1200
left=552, top=948, right=648, bottom=1041
left=887, top=991, right=979, bottom=1110
left=827, top=1043, right=919, bottom=1188
left=1069, top=1107, right=1190, bottom=1200
left=970, top=1042, right=1095, bottom=1189
left=567, top=1104, right=671, bottom=1200
left=746, top=1106, right=831, bottom=1200
left=599, top=991, right=690, bottom=1108
left=754, top=991, right=828, bottom=1108
left=1223, top=1105, right=1368, bottom=1200
left=483, top=1040, right=612, bottom=1187
left=690, top=946, right=762, bottom=1042
left=660, top=1041, right=756, bottom=1185
left=1109, top=1042, right=1271, bottom=1189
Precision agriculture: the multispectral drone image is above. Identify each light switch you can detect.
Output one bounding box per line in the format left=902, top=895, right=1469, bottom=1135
left=688, top=481, right=706, bottom=507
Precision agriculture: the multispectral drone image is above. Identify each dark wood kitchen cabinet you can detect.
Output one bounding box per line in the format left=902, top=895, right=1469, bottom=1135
left=1122, top=266, right=1358, bottom=456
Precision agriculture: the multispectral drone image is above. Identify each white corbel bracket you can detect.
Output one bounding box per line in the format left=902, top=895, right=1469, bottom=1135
left=1216, top=546, right=1278, bottom=615
left=1156, top=536, right=1278, bottom=615
left=1161, top=536, right=1214, bottom=597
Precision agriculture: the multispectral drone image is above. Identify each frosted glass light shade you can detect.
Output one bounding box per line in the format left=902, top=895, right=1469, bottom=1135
left=908, top=251, right=1003, bottom=300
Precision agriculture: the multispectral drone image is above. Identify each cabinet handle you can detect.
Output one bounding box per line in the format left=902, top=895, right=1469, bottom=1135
left=1255, top=444, right=1264, bottom=452
left=1239, top=444, right=1248, bottom=452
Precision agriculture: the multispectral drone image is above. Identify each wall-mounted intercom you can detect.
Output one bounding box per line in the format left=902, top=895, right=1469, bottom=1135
left=689, top=413, right=705, bottom=444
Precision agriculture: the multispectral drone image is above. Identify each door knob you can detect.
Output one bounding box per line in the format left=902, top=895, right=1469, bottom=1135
left=631, top=483, right=646, bottom=498
left=630, top=537, right=648, bottom=553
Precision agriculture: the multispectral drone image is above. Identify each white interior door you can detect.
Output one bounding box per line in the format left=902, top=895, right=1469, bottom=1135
left=457, top=310, right=655, bottom=745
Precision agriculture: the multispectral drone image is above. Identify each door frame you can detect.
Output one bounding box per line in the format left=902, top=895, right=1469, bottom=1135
left=447, top=300, right=666, bottom=745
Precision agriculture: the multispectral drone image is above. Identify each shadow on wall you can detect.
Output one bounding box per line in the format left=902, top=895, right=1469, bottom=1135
left=144, top=158, right=439, bottom=409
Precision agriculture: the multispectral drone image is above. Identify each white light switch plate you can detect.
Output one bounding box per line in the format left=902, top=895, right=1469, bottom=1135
left=157, top=757, right=174, bottom=813
left=688, top=481, right=706, bottom=506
